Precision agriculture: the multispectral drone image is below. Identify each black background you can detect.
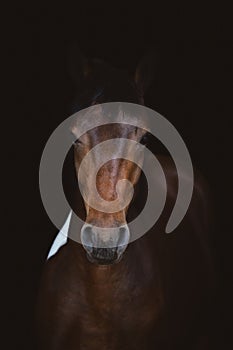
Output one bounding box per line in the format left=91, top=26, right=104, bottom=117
left=4, top=3, right=233, bottom=349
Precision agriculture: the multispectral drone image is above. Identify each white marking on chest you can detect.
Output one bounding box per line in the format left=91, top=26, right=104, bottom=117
left=47, top=211, right=72, bottom=259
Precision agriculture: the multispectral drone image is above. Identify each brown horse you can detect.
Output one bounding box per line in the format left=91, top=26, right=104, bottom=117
left=36, top=52, right=215, bottom=349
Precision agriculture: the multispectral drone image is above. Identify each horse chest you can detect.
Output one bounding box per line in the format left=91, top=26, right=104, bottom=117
left=76, top=261, right=164, bottom=343
left=40, top=245, right=164, bottom=349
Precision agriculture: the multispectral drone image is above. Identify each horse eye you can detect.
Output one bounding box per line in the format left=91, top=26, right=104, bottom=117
left=140, top=133, right=149, bottom=145
left=73, top=139, right=82, bottom=146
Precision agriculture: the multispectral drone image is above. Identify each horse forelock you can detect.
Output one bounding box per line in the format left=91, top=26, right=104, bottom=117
left=70, top=60, right=142, bottom=115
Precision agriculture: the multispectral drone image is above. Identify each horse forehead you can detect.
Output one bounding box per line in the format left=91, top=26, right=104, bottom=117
left=72, top=105, right=147, bottom=135
left=71, top=111, right=146, bottom=137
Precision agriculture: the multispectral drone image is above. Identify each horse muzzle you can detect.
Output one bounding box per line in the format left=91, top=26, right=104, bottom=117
left=80, top=223, right=130, bottom=265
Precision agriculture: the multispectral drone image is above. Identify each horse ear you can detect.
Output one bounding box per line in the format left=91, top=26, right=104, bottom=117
left=134, top=52, right=157, bottom=98
left=67, top=43, right=91, bottom=87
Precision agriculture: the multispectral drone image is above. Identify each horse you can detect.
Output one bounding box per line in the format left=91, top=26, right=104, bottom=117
left=36, top=50, right=215, bottom=349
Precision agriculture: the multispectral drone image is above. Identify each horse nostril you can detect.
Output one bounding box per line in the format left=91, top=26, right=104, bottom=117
left=81, top=224, right=94, bottom=253
left=118, top=226, right=130, bottom=247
